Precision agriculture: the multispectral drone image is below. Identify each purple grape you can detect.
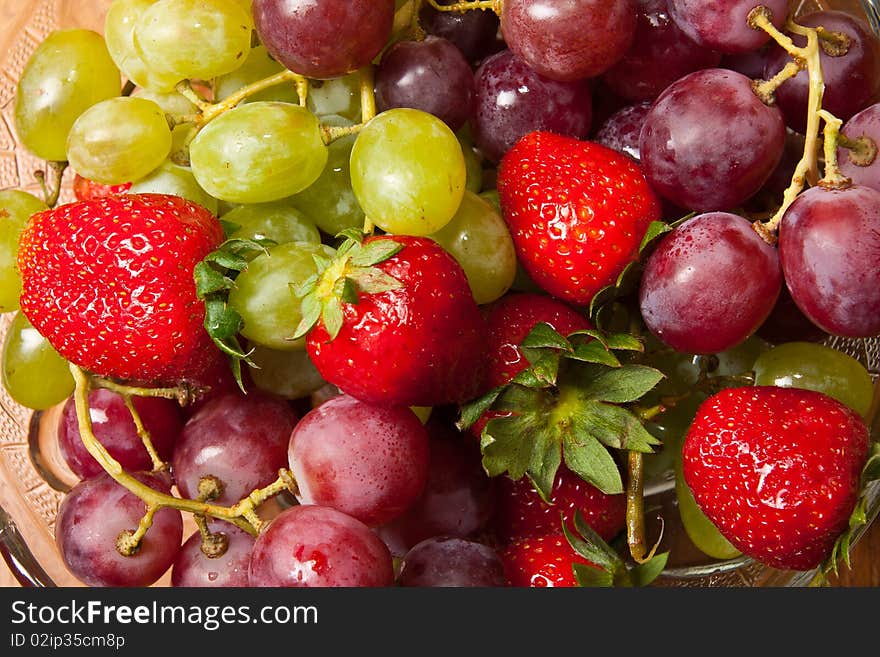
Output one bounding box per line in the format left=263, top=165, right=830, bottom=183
left=764, top=11, right=880, bottom=135
left=638, top=68, right=786, bottom=212
left=778, top=185, right=880, bottom=338
left=58, top=388, right=183, bottom=480
left=171, top=521, right=255, bottom=588
left=252, top=0, right=394, bottom=79
left=601, top=0, right=723, bottom=102
left=639, top=212, right=782, bottom=354
left=839, top=103, right=880, bottom=193
left=720, top=45, right=771, bottom=79
left=667, top=0, right=789, bottom=54
left=172, top=391, right=299, bottom=506
left=418, top=0, right=502, bottom=65
left=398, top=537, right=507, bottom=587
left=501, top=0, right=637, bottom=82
left=288, top=395, right=430, bottom=527
left=375, top=36, right=475, bottom=131
left=473, top=49, right=592, bottom=163
left=56, top=472, right=183, bottom=587
left=594, top=101, right=652, bottom=161
left=757, top=285, right=828, bottom=345
left=248, top=505, right=394, bottom=587
left=374, top=418, right=495, bottom=557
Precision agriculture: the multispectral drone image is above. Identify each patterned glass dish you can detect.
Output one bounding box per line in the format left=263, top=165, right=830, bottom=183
left=0, top=0, right=878, bottom=588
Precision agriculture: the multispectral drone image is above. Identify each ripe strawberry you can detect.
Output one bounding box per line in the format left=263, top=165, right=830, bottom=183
left=682, top=386, right=871, bottom=571
left=500, top=533, right=597, bottom=587
left=298, top=234, right=488, bottom=407
left=72, top=172, right=132, bottom=201
left=496, top=131, right=661, bottom=306
left=492, top=465, right=626, bottom=545
left=18, top=194, right=225, bottom=386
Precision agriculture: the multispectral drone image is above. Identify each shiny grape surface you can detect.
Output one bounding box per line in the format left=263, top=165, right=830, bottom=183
left=247, top=345, right=327, bottom=400
left=398, top=537, right=507, bottom=587
left=2, top=312, right=74, bottom=410
left=0, top=191, right=47, bottom=313
left=419, top=0, right=502, bottom=64
left=224, top=202, right=320, bottom=246
left=594, top=101, right=652, bottom=161
left=171, top=522, right=255, bottom=587
left=128, top=161, right=219, bottom=215
left=839, top=102, right=880, bottom=192
left=105, top=0, right=181, bottom=92
left=215, top=45, right=300, bottom=107
left=667, top=0, right=789, bottom=54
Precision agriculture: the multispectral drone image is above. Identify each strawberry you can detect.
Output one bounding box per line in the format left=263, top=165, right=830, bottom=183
left=682, top=386, right=872, bottom=571
left=496, top=131, right=661, bottom=307
left=72, top=172, right=132, bottom=201
left=295, top=233, right=488, bottom=407
left=18, top=193, right=226, bottom=387
left=500, top=533, right=593, bottom=587
left=492, top=464, right=626, bottom=545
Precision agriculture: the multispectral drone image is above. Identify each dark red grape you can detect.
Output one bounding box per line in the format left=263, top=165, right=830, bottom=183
left=720, top=45, right=771, bottom=79
left=171, top=521, right=254, bottom=588
left=639, top=212, right=782, bottom=354
left=473, top=49, right=592, bottom=163
left=594, top=101, right=652, bottom=161
left=839, top=102, right=880, bottom=193
left=172, top=391, right=298, bottom=506
left=248, top=505, right=394, bottom=587
left=667, top=0, right=789, bottom=54
left=764, top=11, right=880, bottom=135
left=501, top=0, right=637, bottom=81
left=638, top=68, right=786, bottom=211
left=288, top=395, right=430, bottom=527
left=601, top=0, right=722, bottom=102
left=375, top=36, right=475, bottom=131
left=398, top=537, right=507, bottom=587
left=757, top=285, right=828, bottom=345
left=252, top=0, right=394, bottom=79
left=778, top=185, right=880, bottom=338
left=58, top=388, right=183, bottom=480
left=418, top=0, right=501, bottom=65
left=56, top=472, right=183, bottom=587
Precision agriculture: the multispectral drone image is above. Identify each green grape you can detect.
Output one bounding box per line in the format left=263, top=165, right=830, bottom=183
left=66, top=97, right=172, bottom=185
left=350, top=108, right=466, bottom=236
left=132, top=87, right=197, bottom=117
left=105, top=0, right=181, bottom=92
left=753, top=342, right=875, bottom=419
left=134, top=0, right=253, bottom=84
left=14, top=29, right=121, bottom=162
left=215, top=45, right=299, bottom=106
left=306, top=73, right=363, bottom=124
left=224, top=201, right=320, bottom=246
left=247, top=345, right=326, bottom=400
left=429, top=191, right=516, bottom=305
left=0, top=191, right=48, bottom=314
left=190, top=102, right=329, bottom=204
left=674, top=453, right=741, bottom=561
left=128, top=160, right=219, bottom=214
left=228, top=241, right=335, bottom=351
left=2, top=313, right=74, bottom=410
left=458, top=134, right=483, bottom=194
left=290, top=115, right=364, bottom=236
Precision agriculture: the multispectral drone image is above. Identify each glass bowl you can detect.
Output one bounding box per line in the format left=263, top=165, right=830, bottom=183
left=0, top=0, right=878, bottom=588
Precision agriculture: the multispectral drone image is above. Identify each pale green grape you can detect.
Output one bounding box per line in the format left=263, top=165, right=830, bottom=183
left=132, top=87, right=197, bottom=116
left=105, top=0, right=181, bottom=92
left=306, top=73, right=363, bottom=124
left=248, top=345, right=326, bottom=400
left=290, top=115, right=364, bottom=236
left=215, top=45, right=299, bottom=106
left=224, top=202, right=320, bottom=246
left=14, top=29, right=121, bottom=161
left=350, top=108, right=466, bottom=235
left=2, top=313, right=74, bottom=410
left=128, top=160, right=219, bottom=214
left=0, top=191, right=48, bottom=313
left=429, top=191, right=515, bottom=305
left=228, top=242, right=335, bottom=350
left=480, top=189, right=501, bottom=212
left=190, top=102, right=328, bottom=204
left=457, top=131, right=484, bottom=194
left=66, top=97, right=172, bottom=185
left=134, top=0, right=253, bottom=84
left=675, top=454, right=741, bottom=560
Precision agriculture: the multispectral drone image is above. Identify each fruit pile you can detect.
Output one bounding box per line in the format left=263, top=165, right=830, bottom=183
left=1, top=0, right=879, bottom=587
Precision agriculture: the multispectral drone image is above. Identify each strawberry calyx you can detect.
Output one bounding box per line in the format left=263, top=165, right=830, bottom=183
left=459, top=323, right=664, bottom=500
left=291, top=229, right=405, bottom=341
left=563, top=510, right=668, bottom=587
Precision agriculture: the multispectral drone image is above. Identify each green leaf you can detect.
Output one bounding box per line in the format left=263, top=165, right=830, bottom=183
left=519, top=322, right=574, bottom=351
left=341, top=277, right=359, bottom=304
left=481, top=414, right=541, bottom=481
left=457, top=386, right=504, bottom=431
left=573, top=402, right=661, bottom=453
left=639, top=220, right=673, bottom=253
left=603, top=333, right=645, bottom=352
left=562, top=431, right=624, bottom=495
left=292, top=292, right=321, bottom=340
left=220, top=219, right=242, bottom=237
left=527, top=434, right=562, bottom=503
left=511, top=350, right=562, bottom=388
left=204, top=248, right=249, bottom=273
left=322, top=296, right=344, bottom=340
left=568, top=341, right=621, bottom=367
left=349, top=239, right=404, bottom=267
left=291, top=274, right=319, bottom=299
left=562, top=513, right=623, bottom=573
left=630, top=552, right=670, bottom=587
left=203, top=298, right=242, bottom=341
left=861, top=442, right=880, bottom=483
left=573, top=563, right=614, bottom=588
left=347, top=266, right=404, bottom=295
left=588, top=283, right=620, bottom=324
left=335, top=227, right=365, bottom=244
left=312, top=254, right=333, bottom=272
left=578, top=364, right=665, bottom=404
left=194, top=261, right=234, bottom=298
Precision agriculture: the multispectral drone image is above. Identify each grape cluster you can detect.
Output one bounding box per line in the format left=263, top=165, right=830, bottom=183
left=2, top=0, right=879, bottom=588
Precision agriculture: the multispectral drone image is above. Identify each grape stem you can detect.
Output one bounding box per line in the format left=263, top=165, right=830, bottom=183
left=625, top=451, right=663, bottom=565
left=120, top=394, right=167, bottom=472
left=116, top=505, right=158, bottom=557
left=33, top=161, right=68, bottom=208
left=69, top=365, right=300, bottom=545
left=360, top=66, right=377, bottom=124
left=839, top=133, right=879, bottom=167
left=90, top=375, right=202, bottom=407
left=425, top=0, right=502, bottom=15
left=817, top=109, right=853, bottom=189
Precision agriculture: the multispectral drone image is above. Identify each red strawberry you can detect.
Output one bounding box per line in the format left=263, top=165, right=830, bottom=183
left=500, top=533, right=598, bottom=587
left=300, top=234, right=488, bottom=407
left=18, top=194, right=225, bottom=386
left=492, top=465, right=626, bottom=545
left=496, top=131, right=661, bottom=306
left=682, top=386, right=871, bottom=571
left=72, top=172, right=132, bottom=201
